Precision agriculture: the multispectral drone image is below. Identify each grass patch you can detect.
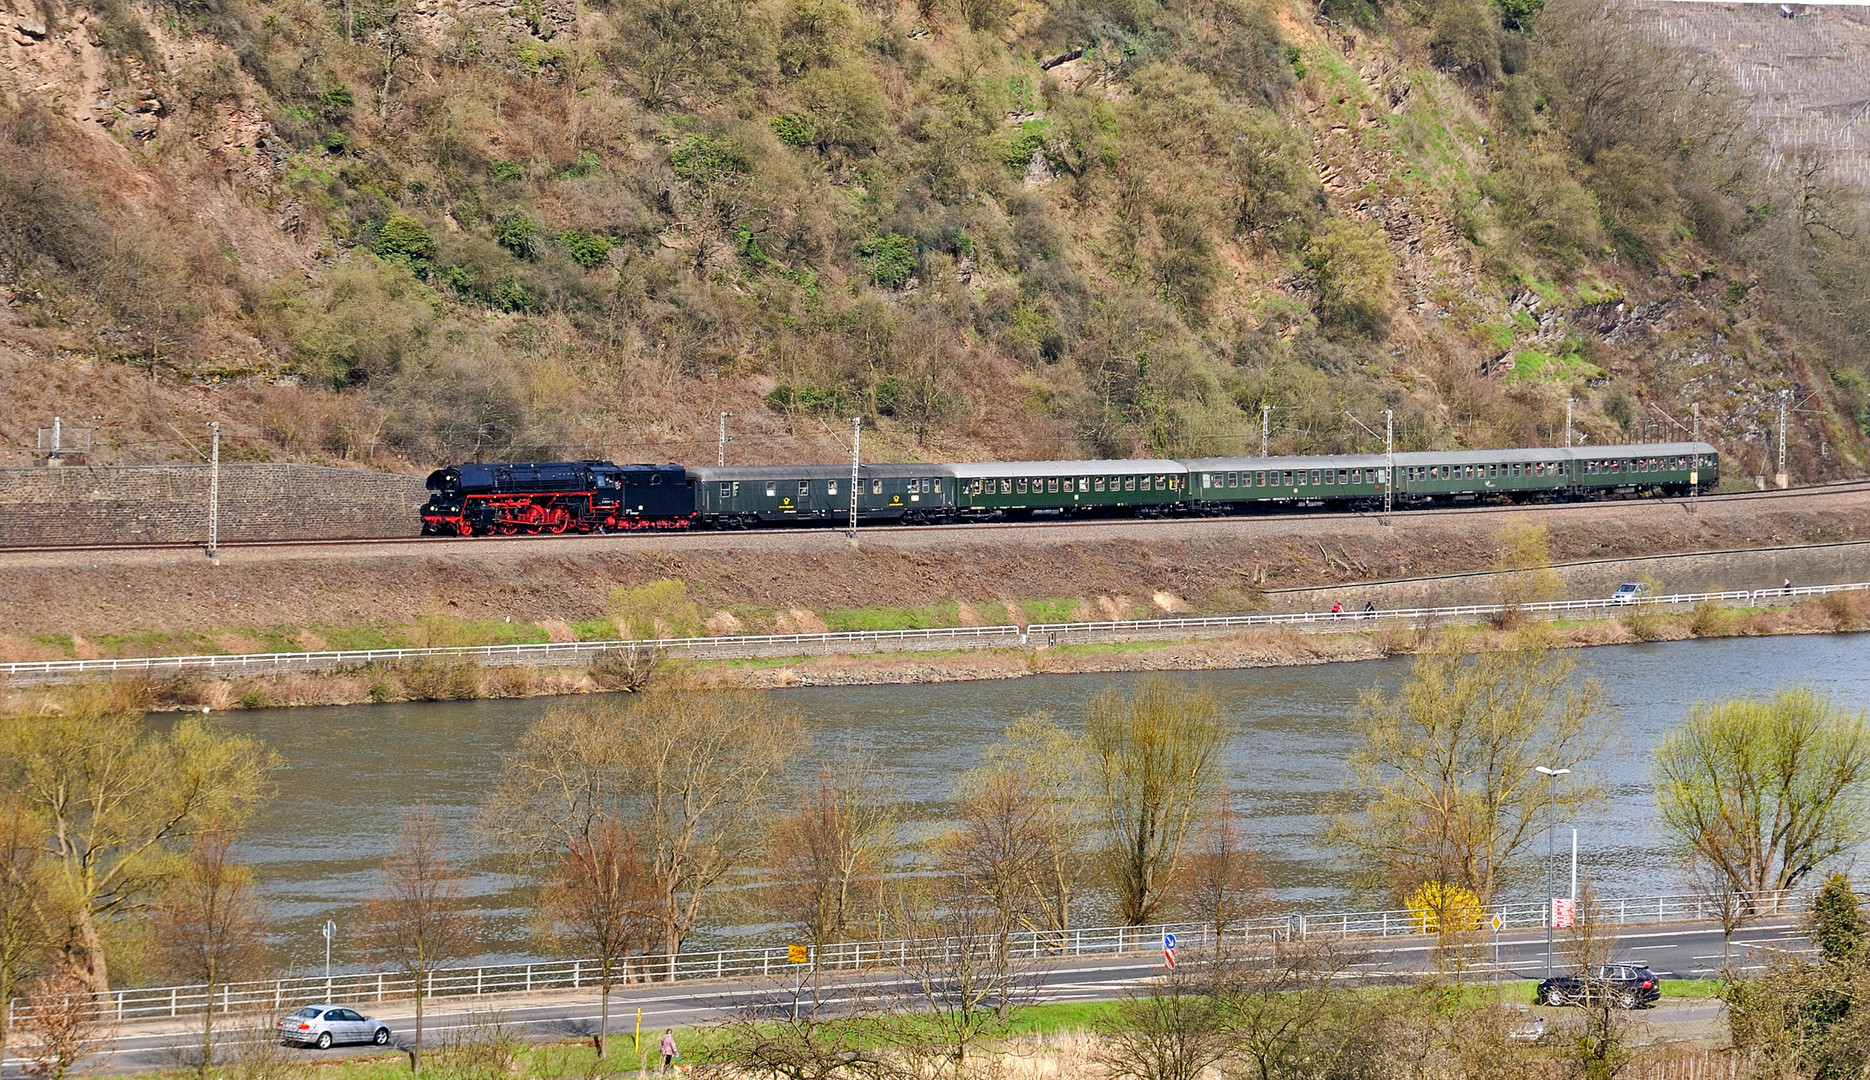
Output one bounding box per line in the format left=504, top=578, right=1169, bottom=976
left=1020, top=598, right=1082, bottom=624
left=1048, top=640, right=1177, bottom=656
left=820, top=603, right=961, bottom=632
left=1659, top=978, right=1723, bottom=998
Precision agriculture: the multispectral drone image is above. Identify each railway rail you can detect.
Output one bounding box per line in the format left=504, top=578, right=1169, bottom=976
left=4, top=479, right=1868, bottom=557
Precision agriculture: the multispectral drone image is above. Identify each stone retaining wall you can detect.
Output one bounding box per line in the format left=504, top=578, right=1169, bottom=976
left=0, top=464, right=427, bottom=546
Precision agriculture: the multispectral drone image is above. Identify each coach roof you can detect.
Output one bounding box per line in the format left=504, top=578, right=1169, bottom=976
left=948, top=459, right=1187, bottom=479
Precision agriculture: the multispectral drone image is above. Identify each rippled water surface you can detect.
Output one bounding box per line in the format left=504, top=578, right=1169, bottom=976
left=222, top=633, right=1870, bottom=968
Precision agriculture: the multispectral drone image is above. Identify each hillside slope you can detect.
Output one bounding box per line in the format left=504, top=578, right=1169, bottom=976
left=1, top=0, right=1867, bottom=481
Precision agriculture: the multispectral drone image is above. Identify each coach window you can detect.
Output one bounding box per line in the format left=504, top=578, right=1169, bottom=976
left=764, top=483, right=777, bottom=497
left=720, top=482, right=732, bottom=498
left=873, top=479, right=884, bottom=495
left=1016, top=478, right=1028, bottom=494
left=827, top=480, right=838, bottom=496
left=1062, top=478, right=1074, bottom=493
left=796, top=480, right=809, bottom=496
left=1095, top=476, right=1106, bottom=492
left=1337, top=469, right=1348, bottom=484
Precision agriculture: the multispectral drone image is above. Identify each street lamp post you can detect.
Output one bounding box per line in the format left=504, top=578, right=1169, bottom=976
left=322, top=919, right=336, bottom=1000
left=1535, top=765, right=1570, bottom=978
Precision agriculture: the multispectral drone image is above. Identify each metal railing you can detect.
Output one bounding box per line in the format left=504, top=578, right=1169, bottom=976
left=3, top=885, right=1810, bottom=1024
left=2, top=583, right=1863, bottom=685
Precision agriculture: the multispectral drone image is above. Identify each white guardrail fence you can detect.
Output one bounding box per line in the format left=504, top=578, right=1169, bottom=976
left=3, top=887, right=1809, bottom=1023
left=3, top=583, right=1864, bottom=686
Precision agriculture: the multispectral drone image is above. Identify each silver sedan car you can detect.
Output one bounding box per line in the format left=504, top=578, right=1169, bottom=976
left=276, top=1004, right=392, bottom=1049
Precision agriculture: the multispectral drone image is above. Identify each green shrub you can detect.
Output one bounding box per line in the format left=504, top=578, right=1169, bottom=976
left=859, top=232, right=917, bottom=288
left=670, top=133, right=752, bottom=186
left=322, top=85, right=356, bottom=111
left=770, top=113, right=815, bottom=146
left=1003, top=120, right=1050, bottom=169
left=1304, top=218, right=1393, bottom=336
left=557, top=230, right=613, bottom=268
left=495, top=208, right=539, bottom=257
left=487, top=159, right=525, bottom=182
left=375, top=214, right=437, bottom=263
left=766, top=383, right=848, bottom=414
left=1809, top=873, right=1866, bottom=965
left=607, top=579, right=704, bottom=640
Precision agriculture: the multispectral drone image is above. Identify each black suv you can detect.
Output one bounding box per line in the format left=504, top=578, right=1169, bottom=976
left=1537, top=964, right=1661, bottom=1009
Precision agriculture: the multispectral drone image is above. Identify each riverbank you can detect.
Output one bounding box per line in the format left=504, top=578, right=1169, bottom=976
left=6, top=486, right=1870, bottom=661
left=15, top=589, right=1861, bottom=713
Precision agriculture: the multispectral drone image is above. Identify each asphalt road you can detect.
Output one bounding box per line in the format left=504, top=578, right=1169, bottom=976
left=7, top=918, right=1811, bottom=1077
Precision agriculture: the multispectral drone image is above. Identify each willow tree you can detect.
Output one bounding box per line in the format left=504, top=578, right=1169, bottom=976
left=0, top=683, right=277, bottom=994
left=1087, top=678, right=1229, bottom=926
left=1653, top=689, right=1870, bottom=906
left=1330, top=641, right=1613, bottom=907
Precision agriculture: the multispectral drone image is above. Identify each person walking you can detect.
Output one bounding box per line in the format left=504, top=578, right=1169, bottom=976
left=660, top=1029, right=678, bottom=1073
left=1783, top=577, right=1793, bottom=595
left=1331, top=601, right=1343, bottom=619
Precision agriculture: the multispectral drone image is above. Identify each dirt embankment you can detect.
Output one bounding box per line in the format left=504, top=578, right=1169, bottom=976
left=4, top=487, right=1869, bottom=649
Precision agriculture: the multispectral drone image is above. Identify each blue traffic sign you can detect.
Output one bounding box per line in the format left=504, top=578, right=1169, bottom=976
left=1163, top=933, right=1176, bottom=949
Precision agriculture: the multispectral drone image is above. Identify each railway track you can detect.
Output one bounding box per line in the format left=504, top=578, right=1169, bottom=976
left=5, top=479, right=1869, bottom=556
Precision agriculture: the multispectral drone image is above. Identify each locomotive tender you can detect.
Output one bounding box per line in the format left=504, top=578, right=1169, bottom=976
left=420, top=441, right=1718, bottom=536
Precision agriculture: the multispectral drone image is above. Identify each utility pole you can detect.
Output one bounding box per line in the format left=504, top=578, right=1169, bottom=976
left=1261, top=405, right=1272, bottom=458
left=1384, top=408, right=1394, bottom=519
left=206, top=421, right=220, bottom=561
left=1565, top=397, right=1573, bottom=447
left=50, top=415, right=62, bottom=464
left=1776, top=390, right=1789, bottom=489
left=848, top=418, right=860, bottom=539
left=1691, top=404, right=1701, bottom=509
left=718, top=411, right=731, bottom=467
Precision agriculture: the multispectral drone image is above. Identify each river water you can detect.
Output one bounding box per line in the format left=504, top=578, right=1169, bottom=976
left=218, top=634, right=1870, bottom=970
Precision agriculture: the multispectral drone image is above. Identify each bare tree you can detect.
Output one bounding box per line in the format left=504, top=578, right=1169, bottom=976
left=1329, top=641, right=1613, bottom=907
left=1557, top=879, right=1634, bottom=1080
left=1094, top=962, right=1234, bottom=1080
left=877, top=878, right=1041, bottom=1078
left=1087, top=678, right=1229, bottom=926
left=1218, top=937, right=1372, bottom=1080
left=975, top=713, right=1092, bottom=937
left=767, top=758, right=897, bottom=980
left=151, top=828, right=270, bottom=1080
left=1178, top=787, right=1271, bottom=954
left=488, top=684, right=800, bottom=959
left=537, top=817, right=658, bottom=1059
left=14, top=961, right=115, bottom=1080
left=1653, top=688, right=1870, bottom=907
left=428, top=1011, right=520, bottom=1080
left=707, top=976, right=887, bottom=1080
left=940, top=768, right=1053, bottom=970
left=357, top=809, right=482, bottom=1074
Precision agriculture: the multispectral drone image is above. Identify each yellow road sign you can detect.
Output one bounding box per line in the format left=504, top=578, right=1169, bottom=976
left=788, top=944, right=809, bottom=963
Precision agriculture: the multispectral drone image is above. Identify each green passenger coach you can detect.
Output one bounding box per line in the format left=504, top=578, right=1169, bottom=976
left=949, top=460, right=1188, bottom=519
left=687, top=464, right=957, bottom=527
left=1184, top=454, right=1390, bottom=511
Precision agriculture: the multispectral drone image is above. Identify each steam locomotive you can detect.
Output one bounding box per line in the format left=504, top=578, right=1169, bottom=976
left=419, top=442, right=1719, bottom=536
